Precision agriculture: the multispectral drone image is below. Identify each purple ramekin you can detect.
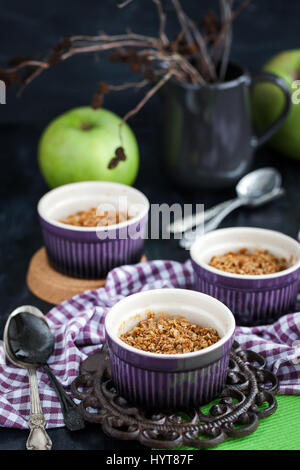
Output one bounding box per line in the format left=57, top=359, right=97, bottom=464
left=37, top=181, right=149, bottom=279
left=105, top=288, right=235, bottom=410
left=190, top=227, right=300, bottom=326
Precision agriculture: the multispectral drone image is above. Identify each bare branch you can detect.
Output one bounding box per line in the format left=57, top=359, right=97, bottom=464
left=230, top=0, right=252, bottom=20
left=212, top=0, right=252, bottom=63
left=117, top=0, right=135, bottom=8
left=109, top=79, right=149, bottom=91
left=17, top=67, right=47, bottom=96
left=152, top=0, right=169, bottom=46
left=172, top=53, right=205, bottom=84
left=4, top=60, right=49, bottom=74
left=219, top=0, right=234, bottom=81
left=61, top=40, right=157, bottom=61
left=0, top=0, right=252, bottom=130
left=185, top=16, right=217, bottom=81
left=171, top=0, right=193, bottom=45
left=71, top=32, right=159, bottom=46
left=122, top=70, right=173, bottom=123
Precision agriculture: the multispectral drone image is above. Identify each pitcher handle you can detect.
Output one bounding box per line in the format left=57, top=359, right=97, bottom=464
left=251, top=72, right=291, bottom=147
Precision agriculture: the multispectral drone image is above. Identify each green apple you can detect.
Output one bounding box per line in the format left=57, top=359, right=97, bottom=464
left=38, top=106, right=139, bottom=188
left=252, top=49, right=300, bottom=159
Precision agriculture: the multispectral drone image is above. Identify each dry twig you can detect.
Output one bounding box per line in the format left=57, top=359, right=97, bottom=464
left=219, top=0, right=233, bottom=81
left=0, top=0, right=252, bottom=161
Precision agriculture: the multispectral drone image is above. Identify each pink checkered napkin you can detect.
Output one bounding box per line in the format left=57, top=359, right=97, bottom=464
left=0, top=260, right=299, bottom=429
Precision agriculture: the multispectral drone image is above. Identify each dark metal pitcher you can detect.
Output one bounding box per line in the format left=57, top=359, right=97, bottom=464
left=160, top=63, right=291, bottom=189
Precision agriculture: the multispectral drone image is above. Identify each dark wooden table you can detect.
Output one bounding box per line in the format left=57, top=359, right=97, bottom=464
left=0, top=121, right=300, bottom=450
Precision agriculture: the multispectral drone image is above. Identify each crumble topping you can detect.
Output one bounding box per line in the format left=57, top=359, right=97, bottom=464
left=119, top=312, right=219, bottom=354
left=209, top=248, right=289, bottom=275
left=59, top=207, right=130, bottom=227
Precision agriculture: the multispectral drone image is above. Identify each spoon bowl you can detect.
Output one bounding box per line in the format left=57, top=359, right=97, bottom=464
left=5, top=306, right=54, bottom=367
left=180, top=167, right=284, bottom=248
left=169, top=167, right=282, bottom=236
left=236, top=167, right=282, bottom=201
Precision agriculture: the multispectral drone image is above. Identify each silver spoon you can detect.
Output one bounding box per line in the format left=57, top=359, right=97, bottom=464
left=168, top=167, right=283, bottom=236
left=4, top=306, right=85, bottom=434
left=3, top=306, right=52, bottom=450
left=180, top=168, right=284, bottom=249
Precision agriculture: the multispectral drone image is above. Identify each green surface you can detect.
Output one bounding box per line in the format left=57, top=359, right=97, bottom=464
left=179, top=395, right=300, bottom=451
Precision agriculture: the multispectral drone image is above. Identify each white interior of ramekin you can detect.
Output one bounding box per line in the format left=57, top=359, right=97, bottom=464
left=191, top=227, right=300, bottom=280
left=37, top=181, right=150, bottom=231
left=105, top=288, right=235, bottom=358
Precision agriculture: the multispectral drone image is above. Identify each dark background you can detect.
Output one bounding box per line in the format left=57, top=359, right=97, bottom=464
left=1, top=0, right=299, bottom=124
left=0, top=0, right=300, bottom=450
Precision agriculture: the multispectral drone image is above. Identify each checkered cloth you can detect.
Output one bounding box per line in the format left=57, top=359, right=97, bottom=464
left=0, top=260, right=299, bottom=429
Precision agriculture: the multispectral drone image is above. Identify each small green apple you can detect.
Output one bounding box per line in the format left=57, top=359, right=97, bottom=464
left=38, top=106, right=139, bottom=188
left=252, top=49, right=300, bottom=159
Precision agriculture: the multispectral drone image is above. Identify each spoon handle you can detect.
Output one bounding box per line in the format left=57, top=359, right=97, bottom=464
left=43, top=363, right=85, bottom=431
left=167, top=199, right=236, bottom=234
left=26, top=367, right=52, bottom=450
left=180, top=198, right=246, bottom=249
left=203, top=198, right=246, bottom=233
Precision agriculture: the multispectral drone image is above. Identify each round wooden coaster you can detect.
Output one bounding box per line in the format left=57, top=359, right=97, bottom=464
left=26, top=247, right=147, bottom=305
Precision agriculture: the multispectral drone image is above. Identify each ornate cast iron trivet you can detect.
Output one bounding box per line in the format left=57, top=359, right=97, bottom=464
left=71, top=342, right=279, bottom=449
